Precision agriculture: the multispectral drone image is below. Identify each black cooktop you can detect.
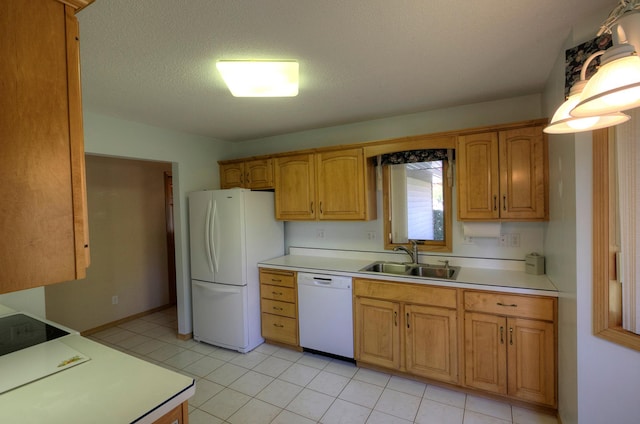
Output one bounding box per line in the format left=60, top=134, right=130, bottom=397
left=0, top=314, right=70, bottom=357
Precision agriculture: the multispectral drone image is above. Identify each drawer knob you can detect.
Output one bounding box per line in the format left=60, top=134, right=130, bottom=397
left=273, top=306, right=283, bottom=311
left=271, top=278, right=282, bottom=282
left=273, top=323, right=284, bottom=328
left=272, top=291, right=283, bottom=296
left=496, top=302, right=517, bottom=307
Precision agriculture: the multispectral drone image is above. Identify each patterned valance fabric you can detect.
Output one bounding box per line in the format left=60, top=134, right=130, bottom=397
left=380, top=149, right=448, bottom=165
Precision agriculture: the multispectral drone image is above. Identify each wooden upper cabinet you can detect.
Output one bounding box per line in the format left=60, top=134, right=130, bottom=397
left=220, top=159, right=274, bottom=190
left=457, top=132, right=500, bottom=219
left=274, top=154, right=316, bottom=220
left=316, top=148, right=372, bottom=220
left=219, top=162, right=244, bottom=189
left=457, top=125, right=548, bottom=221
left=275, top=148, right=376, bottom=221
left=0, top=0, right=89, bottom=294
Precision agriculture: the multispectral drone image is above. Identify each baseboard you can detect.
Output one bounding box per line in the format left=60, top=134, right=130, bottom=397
left=81, top=304, right=175, bottom=336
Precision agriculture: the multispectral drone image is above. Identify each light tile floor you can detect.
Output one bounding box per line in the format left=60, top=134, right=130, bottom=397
left=87, top=308, right=558, bottom=424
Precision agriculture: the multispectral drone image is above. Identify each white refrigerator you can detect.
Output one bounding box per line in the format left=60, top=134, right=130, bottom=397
left=189, top=189, right=284, bottom=353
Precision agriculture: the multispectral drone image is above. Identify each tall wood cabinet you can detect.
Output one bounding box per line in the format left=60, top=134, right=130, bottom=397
left=0, top=0, right=91, bottom=294
left=463, top=291, right=557, bottom=407
left=219, top=159, right=274, bottom=190
left=457, top=125, right=548, bottom=221
left=354, top=279, right=459, bottom=384
left=274, top=148, right=376, bottom=221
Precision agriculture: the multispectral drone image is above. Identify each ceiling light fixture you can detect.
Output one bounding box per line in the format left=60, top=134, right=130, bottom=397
left=216, top=60, right=299, bottom=97
left=544, top=52, right=630, bottom=134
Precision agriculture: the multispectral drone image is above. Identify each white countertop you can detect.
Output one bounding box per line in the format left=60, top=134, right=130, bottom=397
left=260, top=250, right=558, bottom=296
left=0, top=333, right=194, bottom=423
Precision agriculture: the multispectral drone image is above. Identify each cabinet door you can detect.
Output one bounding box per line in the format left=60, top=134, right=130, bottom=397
left=274, top=154, right=316, bottom=220
left=457, top=133, right=500, bottom=220
left=246, top=159, right=274, bottom=189
left=316, top=148, right=366, bottom=220
left=354, top=297, right=401, bottom=369
left=220, top=162, right=244, bottom=189
left=499, top=126, right=547, bottom=219
left=405, top=304, right=458, bottom=384
left=0, top=0, right=88, bottom=293
left=507, top=317, right=556, bottom=407
left=464, top=312, right=507, bottom=394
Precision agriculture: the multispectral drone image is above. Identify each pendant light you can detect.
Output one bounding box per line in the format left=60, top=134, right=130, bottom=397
left=571, top=11, right=640, bottom=117
left=544, top=52, right=630, bottom=134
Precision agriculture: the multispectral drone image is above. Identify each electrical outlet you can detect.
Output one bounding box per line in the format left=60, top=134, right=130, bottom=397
left=499, top=234, right=508, bottom=247
left=112, top=295, right=118, bottom=305
left=316, top=228, right=325, bottom=239
left=366, top=231, right=376, bottom=240
left=463, top=236, right=474, bottom=245
left=510, top=233, right=520, bottom=247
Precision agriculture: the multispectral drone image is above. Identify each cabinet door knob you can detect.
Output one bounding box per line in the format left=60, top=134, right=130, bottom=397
left=394, top=311, right=398, bottom=326
left=503, top=195, right=507, bottom=211
left=406, top=312, right=410, bottom=329
left=320, top=201, right=323, bottom=214
left=493, top=195, right=497, bottom=211
left=310, top=201, right=314, bottom=214
left=500, top=326, right=504, bottom=344
left=509, top=327, right=513, bottom=345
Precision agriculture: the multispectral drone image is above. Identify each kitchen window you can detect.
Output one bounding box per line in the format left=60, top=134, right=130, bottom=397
left=381, top=149, right=453, bottom=253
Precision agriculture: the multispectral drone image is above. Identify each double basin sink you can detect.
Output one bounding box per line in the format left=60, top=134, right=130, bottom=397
left=360, top=261, right=460, bottom=280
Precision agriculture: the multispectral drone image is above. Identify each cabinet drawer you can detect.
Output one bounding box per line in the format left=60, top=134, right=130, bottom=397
left=354, top=278, right=457, bottom=309
left=261, top=298, right=297, bottom=318
left=464, top=291, right=555, bottom=321
left=261, top=284, right=296, bottom=302
left=259, top=269, right=295, bottom=288
left=261, top=313, right=298, bottom=345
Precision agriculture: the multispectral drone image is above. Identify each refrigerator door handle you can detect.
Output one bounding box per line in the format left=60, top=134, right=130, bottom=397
left=204, top=200, right=214, bottom=274
left=211, top=200, right=219, bottom=273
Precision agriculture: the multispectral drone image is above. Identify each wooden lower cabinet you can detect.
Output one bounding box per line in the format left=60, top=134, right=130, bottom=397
left=153, top=401, right=188, bottom=424
left=463, top=291, right=557, bottom=408
left=353, top=279, right=459, bottom=384
left=259, top=268, right=299, bottom=348
left=405, top=304, right=458, bottom=384
left=354, top=279, right=557, bottom=409
left=354, top=297, right=401, bottom=369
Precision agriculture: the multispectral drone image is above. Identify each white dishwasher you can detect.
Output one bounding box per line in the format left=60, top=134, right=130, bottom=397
left=297, top=273, right=354, bottom=359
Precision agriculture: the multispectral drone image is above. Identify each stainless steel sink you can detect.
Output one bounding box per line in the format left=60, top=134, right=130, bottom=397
left=359, top=261, right=460, bottom=280
left=409, top=265, right=460, bottom=280
left=362, top=262, right=413, bottom=275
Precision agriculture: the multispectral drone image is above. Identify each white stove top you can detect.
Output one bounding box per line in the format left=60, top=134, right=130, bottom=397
left=0, top=313, right=90, bottom=394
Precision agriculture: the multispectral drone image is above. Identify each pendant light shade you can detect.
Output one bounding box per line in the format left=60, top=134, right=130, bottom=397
left=545, top=50, right=631, bottom=134
left=571, top=43, right=640, bottom=117
left=545, top=80, right=630, bottom=134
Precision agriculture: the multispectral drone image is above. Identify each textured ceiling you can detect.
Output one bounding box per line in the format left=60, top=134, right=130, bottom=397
left=77, top=0, right=615, bottom=142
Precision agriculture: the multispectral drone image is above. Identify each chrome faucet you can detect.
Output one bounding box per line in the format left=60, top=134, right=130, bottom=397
left=394, top=240, right=419, bottom=265
left=439, top=259, right=450, bottom=273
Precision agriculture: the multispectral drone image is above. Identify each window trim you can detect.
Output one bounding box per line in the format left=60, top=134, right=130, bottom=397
left=593, top=128, right=640, bottom=351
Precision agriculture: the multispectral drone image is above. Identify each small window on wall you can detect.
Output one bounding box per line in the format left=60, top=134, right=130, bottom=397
left=593, top=122, right=640, bottom=351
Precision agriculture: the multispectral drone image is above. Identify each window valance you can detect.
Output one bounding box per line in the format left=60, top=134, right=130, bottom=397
left=380, top=149, right=449, bottom=165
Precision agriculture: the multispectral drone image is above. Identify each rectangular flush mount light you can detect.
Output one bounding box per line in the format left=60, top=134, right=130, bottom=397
left=216, top=60, right=299, bottom=97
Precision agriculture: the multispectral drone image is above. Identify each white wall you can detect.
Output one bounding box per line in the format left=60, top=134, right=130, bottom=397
left=80, top=111, right=230, bottom=335
left=236, top=95, right=547, bottom=261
